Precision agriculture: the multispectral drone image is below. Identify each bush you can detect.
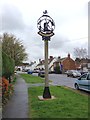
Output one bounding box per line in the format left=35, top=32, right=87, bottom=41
left=2, top=52, right=15, bottom=79
left=54, top=66, right=62, bottom=74
left=2, top=77, right=14, bottom=105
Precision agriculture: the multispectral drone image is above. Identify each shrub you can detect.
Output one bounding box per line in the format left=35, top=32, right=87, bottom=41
left=54, top=66, right=62, bottom=74
left=2, top=77, right=14, bottom=105
left=2, top=52, right=15, bottom=79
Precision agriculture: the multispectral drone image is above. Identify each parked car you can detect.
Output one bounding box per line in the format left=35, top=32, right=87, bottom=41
left=67, top=70, right=81, bottom=77
left=23, top=69, right=30, bottom=72
left=38, top=70, right=45, bottom=77
left=79, top=71, right=88, bottom=75
left=74, top=72, right=90, bottom=92
left=27, top=70, right=33, bottom=74
left=33, top=69, right=40, bottom=73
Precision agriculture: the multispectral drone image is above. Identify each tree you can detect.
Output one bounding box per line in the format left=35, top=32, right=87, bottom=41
left=74, top=47, right=88, bottom=59
left=2, top=51, right=15, bottom=80
left=1, top=33, right=28, bottom=65
left=0, top=39, right=2, bottom=77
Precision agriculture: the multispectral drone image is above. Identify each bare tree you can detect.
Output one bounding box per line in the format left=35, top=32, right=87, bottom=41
left=74, top=47, right=88, bottom=59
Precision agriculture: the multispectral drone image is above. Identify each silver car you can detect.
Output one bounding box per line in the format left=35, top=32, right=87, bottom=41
left=74, top=72, right=90, bottom=92
left=67, top=70, right=81, bottom=77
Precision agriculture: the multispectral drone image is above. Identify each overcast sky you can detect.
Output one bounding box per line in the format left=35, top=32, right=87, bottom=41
left=0, top=0, right=89, bottom=63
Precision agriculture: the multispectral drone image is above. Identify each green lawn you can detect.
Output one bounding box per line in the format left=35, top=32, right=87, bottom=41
left=28, top=86, right=88, bottom=118
left=20, top=74, right=44, bottom=83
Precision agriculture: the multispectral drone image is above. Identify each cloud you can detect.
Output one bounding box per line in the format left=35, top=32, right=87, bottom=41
left=1, top=3, right=25, bottom=31
left=50, top=36, right=70, bottom=50
left=0, top=0, right=88, bottom=62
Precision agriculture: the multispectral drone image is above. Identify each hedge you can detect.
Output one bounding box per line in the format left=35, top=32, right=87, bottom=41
left=2, top=52, right=15, bottom=78
left=54, top=66, right=62, bottom=74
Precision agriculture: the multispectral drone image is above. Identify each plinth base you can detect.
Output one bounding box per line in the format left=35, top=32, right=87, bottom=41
left=43, top=87, right=51, bottom=98
left=38, top=96, right=56, bottom=101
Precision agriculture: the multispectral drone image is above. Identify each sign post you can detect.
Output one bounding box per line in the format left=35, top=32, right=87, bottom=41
left=37, top=10, right=55, bottom=98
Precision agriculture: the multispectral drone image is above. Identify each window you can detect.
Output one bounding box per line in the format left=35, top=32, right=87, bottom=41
left=80, top=74, right=87, bottom=80
left=87, top=74, right=90, bottom=80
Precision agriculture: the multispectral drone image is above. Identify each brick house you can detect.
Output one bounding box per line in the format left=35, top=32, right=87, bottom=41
left=53, top=54, right=76, bottom=72
left=75, top=58, right=90, bottom=71
left=63, top=54, right=76, bottom=71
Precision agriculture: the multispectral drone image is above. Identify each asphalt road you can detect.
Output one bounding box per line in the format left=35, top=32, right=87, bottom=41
left=33, top=73, right=76, bottom=89
left=49, top=74, right=76, bottom=89
left=33, top=73, right=90, bottom=95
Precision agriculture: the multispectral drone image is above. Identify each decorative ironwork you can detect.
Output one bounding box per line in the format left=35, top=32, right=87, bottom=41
left=37, top=10, right=55, bottom=40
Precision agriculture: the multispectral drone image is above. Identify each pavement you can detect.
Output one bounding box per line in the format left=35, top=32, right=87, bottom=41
left=2, top=74, right=28, bottom=118
left=2, top=73, right=48, bottom=119
left=2, top=72, right=89, bottom=118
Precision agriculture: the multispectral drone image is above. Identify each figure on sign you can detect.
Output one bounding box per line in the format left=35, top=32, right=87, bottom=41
left=44, top=22, right=50, bottom=32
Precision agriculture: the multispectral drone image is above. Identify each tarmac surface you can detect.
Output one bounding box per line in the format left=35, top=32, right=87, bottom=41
left=2, top=74, right=28, bottom=118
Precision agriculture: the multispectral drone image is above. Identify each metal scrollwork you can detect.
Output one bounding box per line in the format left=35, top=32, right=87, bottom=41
left=37, top=10, right=55, bottom=39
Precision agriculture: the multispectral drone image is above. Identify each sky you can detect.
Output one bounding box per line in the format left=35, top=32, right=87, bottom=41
left=0, top=0, right=89, bottom=63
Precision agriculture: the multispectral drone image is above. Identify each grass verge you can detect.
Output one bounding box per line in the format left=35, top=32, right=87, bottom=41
left=28, top=86, right=88, bottom=118
left=20, top=74, right=44, bottom=83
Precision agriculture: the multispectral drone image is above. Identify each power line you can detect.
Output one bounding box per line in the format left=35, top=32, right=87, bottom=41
left=62, top=37, right=88, bottom=43
left=70, top=37, right=88, bottom=41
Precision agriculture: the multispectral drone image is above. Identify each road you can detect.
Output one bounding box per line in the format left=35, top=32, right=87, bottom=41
left=33, top=73, right=76, bottom=89
left=49, top=74, right=76, bottom=89
left=18, top=72, right=89, bottom=95
left=33, top=73, right=89, bottom=95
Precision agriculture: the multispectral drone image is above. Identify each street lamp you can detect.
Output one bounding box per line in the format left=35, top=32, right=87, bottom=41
left=37, top=10, right=55, bottom=98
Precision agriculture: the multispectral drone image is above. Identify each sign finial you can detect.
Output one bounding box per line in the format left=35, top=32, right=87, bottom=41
left=43, top=10, right=48, bottom=14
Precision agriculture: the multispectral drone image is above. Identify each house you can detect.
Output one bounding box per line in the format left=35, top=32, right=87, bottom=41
left=15, top=62, right=38, bottom=71
left=46, top=56, right=57, bottom=72
left=75, top=58, right=81, bottom=70
left=53, top=54, right=76, bottom=72
left=36, top=59, right=45, bottom=70
left=62, top=54, right=76, bottom=71
left=15, top=63, right=30, bottom=71
left=75, top=58, right=90, bottom=71
left=29, top=61, right=37, bottom=71
left=36, top=56, right=57, bottom=72
left=53, top=56, right=66, bottom=68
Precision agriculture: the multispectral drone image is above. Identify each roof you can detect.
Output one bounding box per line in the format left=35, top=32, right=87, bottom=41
left=36, top=57, right=55, bottom=66
left=54, top=57, right=66, bottom=63
left=48, top=57, right=55, bottom=64
left=75, top=58, right=90, bottom=64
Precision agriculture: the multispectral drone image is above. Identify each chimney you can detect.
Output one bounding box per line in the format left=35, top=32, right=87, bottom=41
left=68, top=53, right=70, bottom=58
left=39, top=59, right=41, bottom=63
left=58, top=56, right=61, bottom=59
left=50, top=56, right=53, bottom=59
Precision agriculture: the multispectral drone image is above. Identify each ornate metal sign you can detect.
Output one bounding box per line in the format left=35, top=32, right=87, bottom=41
left=37, top=10, right=55, bottom=40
